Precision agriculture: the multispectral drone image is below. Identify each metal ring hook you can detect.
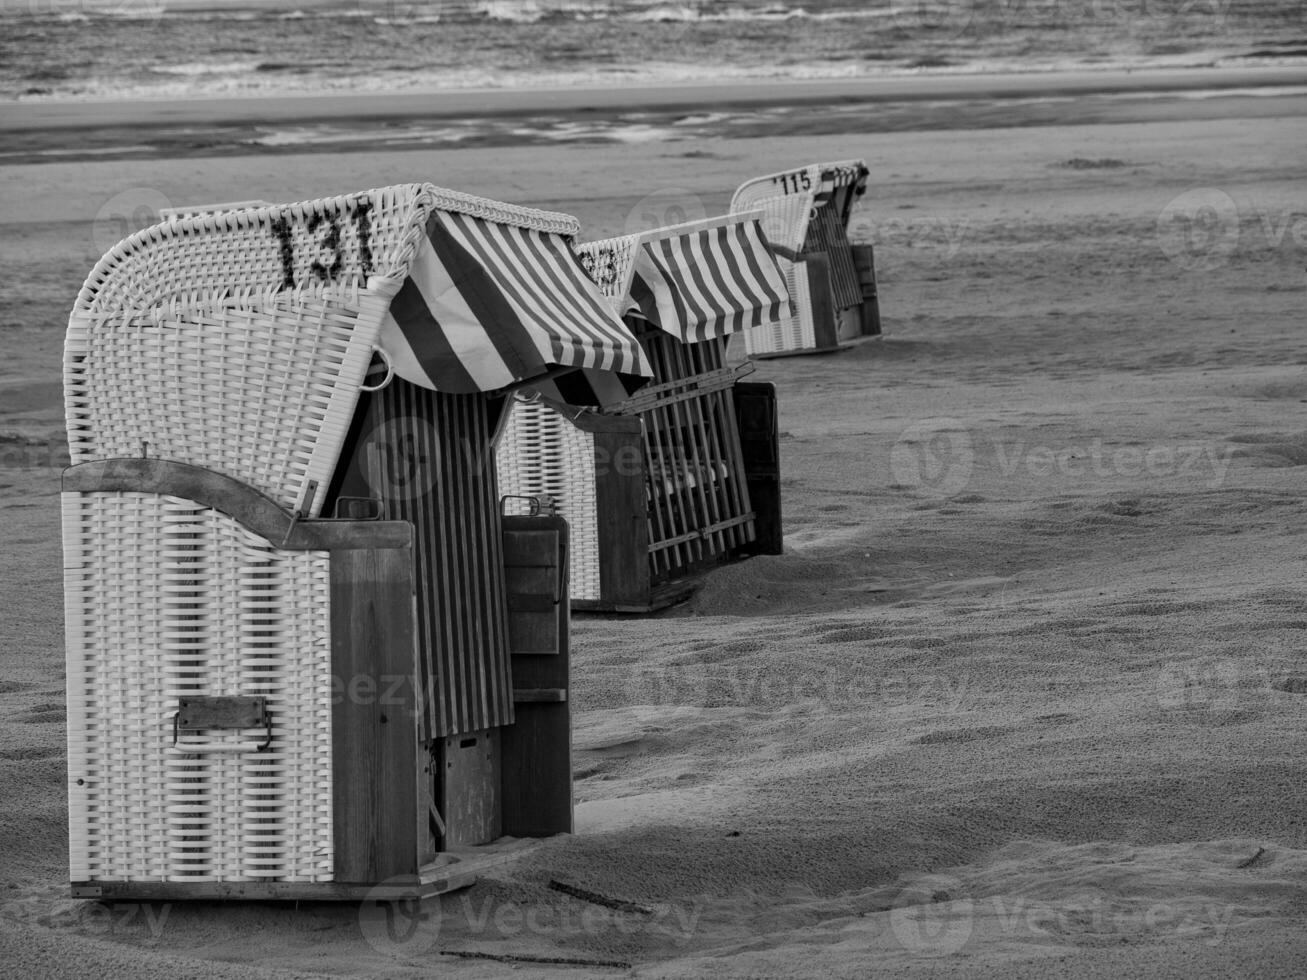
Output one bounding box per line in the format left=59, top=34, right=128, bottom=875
left=359, top=347, right=394, bottom=393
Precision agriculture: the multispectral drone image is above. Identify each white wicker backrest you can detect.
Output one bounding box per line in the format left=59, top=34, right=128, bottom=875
left=66, top=182, right=582, bottom=516
left=494, top=395, right=601, bottom=602
left=730, top=159, right=869, bottom=251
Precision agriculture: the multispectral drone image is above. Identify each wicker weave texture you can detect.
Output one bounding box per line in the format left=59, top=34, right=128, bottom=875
left=76, top=184, right=579, bottom=318
left=575, top=234, right=639, bottom=314
left=65, top=294, right=381, bottom=516
left=64, top=492, right=333, bottom=883
left=495, top=398, right=601, bottom=602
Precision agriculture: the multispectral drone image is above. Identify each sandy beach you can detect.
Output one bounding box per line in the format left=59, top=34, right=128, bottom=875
left=2, top=72, right=1307, bottom=977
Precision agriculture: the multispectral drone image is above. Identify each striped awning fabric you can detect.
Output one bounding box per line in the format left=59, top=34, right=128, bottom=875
left=626, top=214, right=790, bottom=344
left=814, top=161, right=870, bottom=210
left=379, top=209, right=652, bottom=395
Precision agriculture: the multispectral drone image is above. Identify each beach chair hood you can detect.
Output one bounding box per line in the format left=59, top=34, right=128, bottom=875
left=67, top=182, right=652, bottom=516
left=377, top=195, right=652, bottom=394
left=578, top=212, right=790, bottom=345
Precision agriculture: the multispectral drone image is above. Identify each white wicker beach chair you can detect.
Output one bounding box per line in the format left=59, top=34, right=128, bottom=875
left=729, top=160, right=876, bottom=356
left=65, top=183, right=646, bottom=898
left=494, top=212, right=787, bottom=610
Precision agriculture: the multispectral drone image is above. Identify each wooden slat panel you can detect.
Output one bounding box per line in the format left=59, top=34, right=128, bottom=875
left=440, top=728, right=502, bottom=848
left=500, top=516, right=573, bottom=838
left=593, top=426, right=649, bottom=606
left=503, top=527, right=563, bottom=655
left=802, top=253, right=840, bottom=351
left=331, top=546, right=421, bottom=884
left=732, top=381, right=783, bottom=556
left=627, top=328, right=758, bottom=584
left=804, top=203, right=862, bottom=309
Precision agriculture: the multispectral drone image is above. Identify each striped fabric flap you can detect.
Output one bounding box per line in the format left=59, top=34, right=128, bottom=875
left=379, top=209, right=652, bottom=394
left=814, top=161, right=870, bottom=208
left=627, top=213, right=790, bottom=344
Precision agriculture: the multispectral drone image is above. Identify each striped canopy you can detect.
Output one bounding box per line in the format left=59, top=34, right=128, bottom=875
left=379, top=209, right=652, bottom=395
left=626, top=214, right=789, bottom=344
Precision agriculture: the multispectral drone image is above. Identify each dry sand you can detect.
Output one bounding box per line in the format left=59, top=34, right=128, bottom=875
left=1, top=79, right=1306, bottom=978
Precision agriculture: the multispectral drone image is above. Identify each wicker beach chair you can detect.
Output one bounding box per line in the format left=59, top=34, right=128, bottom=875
left=494, top=212, right=787, bottom=611
left=64, top=183, right=650, bottom=900
left=729, top=160, right=878, bottom=356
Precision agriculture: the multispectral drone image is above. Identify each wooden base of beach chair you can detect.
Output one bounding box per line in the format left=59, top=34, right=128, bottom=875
left=572, top=579, right=698, bottom=615
left=851, top=243, right=882, bottom=337
left=70, top=839, right=540, bottom=902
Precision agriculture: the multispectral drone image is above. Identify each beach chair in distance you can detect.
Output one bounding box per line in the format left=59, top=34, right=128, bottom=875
left=62, top=183, right=654, bottom=900
left=729, top=160, right=878, bottom=357
left=495, top=212, right=788, bottom=613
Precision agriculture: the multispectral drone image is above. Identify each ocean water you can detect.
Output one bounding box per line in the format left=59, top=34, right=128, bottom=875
left=1, top=0, right=1304, bottom=101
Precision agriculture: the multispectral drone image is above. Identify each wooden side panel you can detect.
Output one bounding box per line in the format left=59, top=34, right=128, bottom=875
left=593, top=426, right=650, bottom=607
left=732, top=382, right=783, bottom=556
left=804, top=204, right=862, bottom=309
left=331, top=546, right=421, bottom=884
left=500, top=517, right=573, bottom=838
left=851, top=243, right=882, bottom=337
left=439, top=728, right=502, bottom=848
left=802, top=253, right=840, bottom=351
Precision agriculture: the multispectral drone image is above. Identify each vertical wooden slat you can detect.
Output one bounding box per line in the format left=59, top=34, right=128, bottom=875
left=331, top=545, right=420, bottom=883
left=641, top=350, right=680, bottom=577
left=732, top=381, right=783, bottom=555
left=666, top=337, right=725, bottom=558
left=500, top=517, right=572, bottom=838
left=593, top=423, right=649, bottom=605
left=804, top=253, right=839, bottom=351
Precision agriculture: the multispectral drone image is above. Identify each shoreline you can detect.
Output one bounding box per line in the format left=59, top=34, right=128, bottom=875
left=5, top=66, right=1307, bottom=132
left=1, top=66, right=1305, bottom=167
